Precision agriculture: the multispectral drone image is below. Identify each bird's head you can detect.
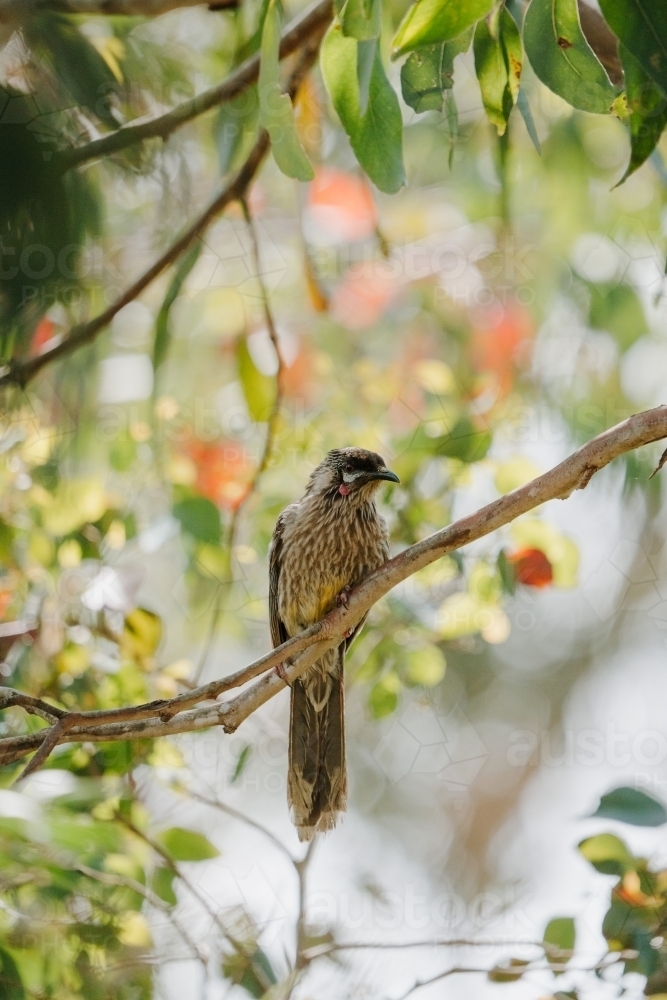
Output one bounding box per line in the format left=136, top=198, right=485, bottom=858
left=307, top=447, right=400, bottom=500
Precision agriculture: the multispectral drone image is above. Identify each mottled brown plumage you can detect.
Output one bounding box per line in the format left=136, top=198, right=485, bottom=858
left=269, top=448, right=399, bottom=841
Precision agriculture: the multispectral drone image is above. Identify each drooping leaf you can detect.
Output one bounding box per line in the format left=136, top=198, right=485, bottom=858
left=121, top=608, right=162, bottom=664
left=591, top=786, right=667, bottom=827
left=153, top=241, right=202, bottom=373
left=214, top=87, right=259, bottom=175
left=231, top=744, right=253, bottom=784
left=0, top=947, right=26, bottom=1000
left=236, top=336, right=276, bottom=422
left=544, top=917, right=575, bottom=974
left=617, top=45, right=667, bottom=184
left=342, top=0, right=382, bottom=41
left=321, top=23, right=406, bottom=193
left=523, top=0, right=619, bottom=114
left=222, top=943, right=278, bottom=997
left=157, top=827, right=220, bottom=861
left=401, top=27, right=472, bottom=113
left=173, top=497, right=222, bottom=545
left=474, top=8, right=522, bottom=135
left=392, top=0, right=494, bottom=58
left=578, top=832, right=635, bottom=874
left=517, top=87, right=541, bottom=153
left=152, top=865, right=178, bottom=905
left=599, top=0, right=667, bottom=97
left=488, top=958, right=530, bottom=983
left=258, top=0, right=314, bottom=180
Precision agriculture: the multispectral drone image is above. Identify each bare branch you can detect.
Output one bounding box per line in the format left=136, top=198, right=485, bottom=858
left=2, top=405, right=667, bottom=772
left=0, top=34, right=323, bottom=392
left=56, top=0, right=333, bottom=172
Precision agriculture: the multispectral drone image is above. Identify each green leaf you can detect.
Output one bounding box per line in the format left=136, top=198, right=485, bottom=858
left=404, top=645, right=446, bottom=686
left=0, top=948, right=26, bottom=1000
left=392, top=0, right=494, bottom=57
left=24, top=15, right=120, bottom=128
left=400, top=28, right=472, bottom=113
left=173, top=497, right=222, bottom=545
left=236, top=336, right=276, bottom=422
left=153, top=242, right=202, bottom=372
left=517, top=87, right=541, bottom=154
left=544, top=917, right=575, bottom=973
left=435, top=418, right=492, bottom=462
left=617, top=45, right=667, bottom=183
left=497, top=549, right=517, bottom=595
left=231, top=744, right=253, bottom=784
left=222, top=944, right=278, bottom=997
left=488, top=958, right=529, bottom=983
left=591, top=786, right=667, bottom=827
left=321, top=23, right=406, bottom=193
left=157, top=827, right=220, bottom=861
left=523, top=0, right=619, bottom=114
left=152, top=865, right=178, bottom=905
left=214, top=88, right=259, bottom=175
left=599, top=0, right=667, bottom=97
left=258, top=0, right=314, bottom=180
left=473, top=8, right=522, bottom=135
left=578, top=832, right=635, bottom=874
left=588, top=281, right=647, bottom=351
left=342, top=0, right=382, bottom=41
left=369, top=673, right=401, bottom=717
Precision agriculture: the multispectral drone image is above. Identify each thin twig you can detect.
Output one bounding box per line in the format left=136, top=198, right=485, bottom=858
left=194, top=196, right=286, bottom=683
left=55, top=0, right=333, bottom=172
left=188, top=788, right=295, bottom=863
left=2, top=406, right=667, bottom=767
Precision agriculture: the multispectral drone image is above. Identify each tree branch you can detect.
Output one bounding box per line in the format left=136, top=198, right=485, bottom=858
left=0, top=0, right=236, bottom=19
left=56, top=0, right=333, bottom=172
left=0, top=33, right=323, bottom=392
left=3, top=405, right=667, bottom=772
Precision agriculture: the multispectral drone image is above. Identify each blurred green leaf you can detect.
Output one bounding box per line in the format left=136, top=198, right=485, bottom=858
left=617, top=44, right=667, bottom=184
left=524, top=0, right=618, bottom=114
left=154, top=242, right=202, bottom=373
left=157, top=827, right=220, bottom=861
left=587, top=281, right=647, bottom=351
left=321, top=23, right=406, bottom=193
left=237, top=336, right=276, bottom=422
left=342, top=0, right=382, bottom=41
left=24, top=15, right=120, bottom=128
left=369, top=673, right=400, bottom=717
left=600, top=0, right=667, bottom=97
left=473, top=9, right=522, bottom=135
left=401, top=28, right=472, bottom=113
left=578, top=832, right=635, bottom=874
left=173, top=497, right=222, bottom=545
left=435, top=418, right=492, bottom=462
left=487, top=958, right=529, bottom=982
left=151, top=865, right=178, bottom=905
left=232, top=744, right=253, bottom=784
left=404, top=645, right=446, bottom=686
left=591, top=786, right=667, bottom=827
left=222, top=944, right=278, bottom=997
left=214, top=88, right=259, bottom=175
left=544, top=916, right=575, bottom=973
left=517, top=87, right=541, bottom=154
left=0, top=947, right=26, bottom=1000
left=258, top=0, right=314, bottom=180
left=497, top=550, right=517, bottom=596
left=392, top=0, right=493, bottom=57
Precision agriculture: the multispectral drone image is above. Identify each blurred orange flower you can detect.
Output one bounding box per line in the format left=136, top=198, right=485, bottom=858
left=507, top=547, right=553, bottom=588
left=331, top=262, right=398, bottom=329
left=306, top=168, right=376, bottom=243
left=186, top=440, right=252, bottom=511
left=469, top=302, right=533, bottom=396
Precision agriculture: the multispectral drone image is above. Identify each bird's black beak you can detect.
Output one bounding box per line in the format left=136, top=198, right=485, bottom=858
left=369, top=468, right=400, bottom=484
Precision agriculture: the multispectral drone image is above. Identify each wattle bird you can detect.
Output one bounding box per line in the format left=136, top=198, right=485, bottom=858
left=269, top=447, right=399, bottom=841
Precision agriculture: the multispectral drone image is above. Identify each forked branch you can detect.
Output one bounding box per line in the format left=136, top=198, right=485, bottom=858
left=3, top=405, right=667, bottom=773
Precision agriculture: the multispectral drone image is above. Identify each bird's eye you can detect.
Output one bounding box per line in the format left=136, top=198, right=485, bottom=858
left=343, top=464, right=354, bottom=473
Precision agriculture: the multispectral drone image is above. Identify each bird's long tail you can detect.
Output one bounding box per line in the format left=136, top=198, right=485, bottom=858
left=288, top=644, right=347, bottom=842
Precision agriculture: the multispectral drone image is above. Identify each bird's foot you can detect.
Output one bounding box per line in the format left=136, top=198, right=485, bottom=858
left=343, top=627, right=355, bottom=639
left=336, top=587, right=351, bottom=610
left=274, top=662, right=291, bottom=686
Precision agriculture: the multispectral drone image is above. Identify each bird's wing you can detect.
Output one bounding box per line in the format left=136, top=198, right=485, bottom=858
left=268, top=506, right=292, bottom=648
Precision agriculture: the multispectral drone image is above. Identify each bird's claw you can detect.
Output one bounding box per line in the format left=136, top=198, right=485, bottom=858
left=337, top=587, right=351, bottom=610
left=343, top=627, right=354, bottom=639
left=275, top=662, right=291, bottom=686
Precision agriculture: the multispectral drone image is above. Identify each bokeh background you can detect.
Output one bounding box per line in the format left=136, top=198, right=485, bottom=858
left=1, top=2, right=667, bottom=998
